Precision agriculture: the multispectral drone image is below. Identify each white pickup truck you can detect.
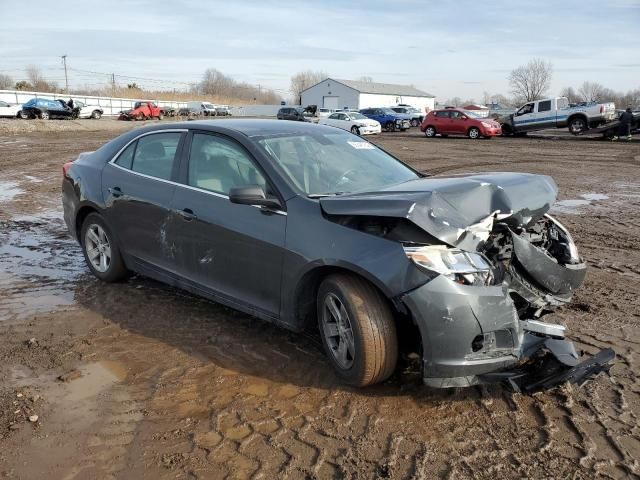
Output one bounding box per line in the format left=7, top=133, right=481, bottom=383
left=500, top=97, right=616, bottom=135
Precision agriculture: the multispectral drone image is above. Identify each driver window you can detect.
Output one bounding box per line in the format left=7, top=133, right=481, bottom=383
left=188, top=133, right=266, bottom=196
left=517, top=103, right=534, bottom=116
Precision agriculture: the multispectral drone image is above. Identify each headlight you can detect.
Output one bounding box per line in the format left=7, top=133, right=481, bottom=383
left=481, top=121, right=493, bottom=128
left=404, top=245, right=493, bottom=285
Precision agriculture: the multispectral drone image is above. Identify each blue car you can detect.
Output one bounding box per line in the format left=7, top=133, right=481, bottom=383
left=359, top=107, right=412, bottom=132
left=20, top=98, right=80, bottom=120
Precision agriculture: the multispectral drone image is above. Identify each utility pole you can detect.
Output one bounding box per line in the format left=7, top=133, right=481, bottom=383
left=111, top=73, right=116, bottom=92
left=61, top=55, right=69, bottom=92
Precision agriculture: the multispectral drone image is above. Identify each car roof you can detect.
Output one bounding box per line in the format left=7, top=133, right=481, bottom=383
left=137, top=118, right=342, bottom=138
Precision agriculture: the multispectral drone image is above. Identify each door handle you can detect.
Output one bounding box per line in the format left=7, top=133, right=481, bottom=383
left=108, top=186, right=123, bottom=197
left=178, top=208, right=197, bottom=221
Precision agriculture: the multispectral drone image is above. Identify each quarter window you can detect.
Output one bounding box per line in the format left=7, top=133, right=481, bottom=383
left=115, top=141, right=136, bottom=169
left=188, top=133, right=266, bottom=195
left=128, top=132, right=182, bottom=180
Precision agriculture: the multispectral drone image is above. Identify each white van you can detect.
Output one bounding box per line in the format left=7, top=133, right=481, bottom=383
left=186, top=101, right=218, bottom=116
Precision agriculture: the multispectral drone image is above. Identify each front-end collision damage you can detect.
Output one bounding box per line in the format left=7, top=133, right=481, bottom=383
left=320, top=172, right=614, bottom=391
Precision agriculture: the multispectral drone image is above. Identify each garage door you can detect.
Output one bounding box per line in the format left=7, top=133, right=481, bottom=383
left=323, top=96, right=339, bottom=109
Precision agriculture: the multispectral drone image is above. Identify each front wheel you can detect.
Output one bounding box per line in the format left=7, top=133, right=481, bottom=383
left=158, top=113, right=164, bottom=120
left=350, top=125, right=360, bottom=135
left=424, top=126, right=436, bottom=138
left=385, top=121, right=396, bottom=132
left=81, top=213, right=128, bottom=282
left=40, top=111, right=50, bottom=120
left=317, top=274, right=398, bottom=387
left=91, top=110, right=102, bottom=119
left=468, top=127, right=480, bottom=139
left=411, top=118, right=419, bottom=127
left=18, top=110, right=29, bottom=119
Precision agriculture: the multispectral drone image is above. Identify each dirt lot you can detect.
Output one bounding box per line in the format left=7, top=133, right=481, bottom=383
left=0, top=119, right=639, bottom=479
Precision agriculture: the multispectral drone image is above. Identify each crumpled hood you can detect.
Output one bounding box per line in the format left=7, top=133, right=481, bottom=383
left=319, top=172, right=558, bottom=250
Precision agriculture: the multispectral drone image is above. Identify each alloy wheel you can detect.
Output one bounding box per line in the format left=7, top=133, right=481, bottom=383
left=469, top=127, right=480, bottom=139
left=84, top=224, right=112, bottom=273
left=321, top=293, right=355, bottom=369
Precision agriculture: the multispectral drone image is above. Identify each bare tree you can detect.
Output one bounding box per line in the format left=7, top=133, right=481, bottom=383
left=559, top=86, right=580, bottom=104
left=23, top=65, right=58, bottom=92
left=508, top=58, right=552, bottom=102
left=0, top=73, right=13, bottom=89
left=578, top=81, right=606, bottom=102
left=289, top=70, right=327, bottom=104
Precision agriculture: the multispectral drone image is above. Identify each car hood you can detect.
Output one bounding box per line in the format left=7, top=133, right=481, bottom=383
left=319, top=172, right=558, bottom=250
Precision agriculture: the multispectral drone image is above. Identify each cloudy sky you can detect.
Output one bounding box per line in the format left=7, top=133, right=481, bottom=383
left=1, top=0, right=638, bottom=100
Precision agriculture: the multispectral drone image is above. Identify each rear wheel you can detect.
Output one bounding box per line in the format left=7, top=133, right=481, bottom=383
left=158, top=113, right=164, bottom=120
left=468, top=127, right=480, bottom=139
left=91, top=110, right=102, bottom=119
left=317, top=274, right=398, bottom=387
left=18, top=110, right=29, bottom=119
left=81, top=213, right=128, bottom=282
left=424, top=126, right=436, bottom=138
left=569, top=117, right=587, bottom=135
left=350, top=125, right=360, bottom=135
left=40, top=111, right=50, bottom=120
left=136, top=113, right=144, bottom=121
left=411, top=118, right=419, bottom=127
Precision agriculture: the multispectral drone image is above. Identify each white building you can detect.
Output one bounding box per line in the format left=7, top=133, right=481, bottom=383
left=300, top=78, right=435, bottom=112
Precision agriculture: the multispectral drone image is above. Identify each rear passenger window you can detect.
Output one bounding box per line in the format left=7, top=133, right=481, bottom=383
left=538, top=100, right=552, bottom=112
left=188, top=133, right=266, bottom=195
left=435, top=111, right=450, bottom=118
left=131, top=132, right=182, bottom=180
left=115, top=142, right=136, bottom=169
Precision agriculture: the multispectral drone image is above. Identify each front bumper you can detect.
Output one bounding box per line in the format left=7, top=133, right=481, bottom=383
left=481, top=126, right=502, bottom=137
left=359, top=125, right=382, bottom=135
left=400, top=275, right=613, bottom=390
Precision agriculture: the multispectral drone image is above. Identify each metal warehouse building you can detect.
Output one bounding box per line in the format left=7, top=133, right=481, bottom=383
left=300, top=78, right=435, bottom=112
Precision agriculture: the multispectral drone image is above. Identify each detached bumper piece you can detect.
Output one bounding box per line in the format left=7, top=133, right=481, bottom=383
left=480, top=340, right=615, bottom=393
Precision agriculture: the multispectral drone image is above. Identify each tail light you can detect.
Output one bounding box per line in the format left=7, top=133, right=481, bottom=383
left=600, top=105, right=604, bottom=113
left=62, top=161, right=73, bottom=178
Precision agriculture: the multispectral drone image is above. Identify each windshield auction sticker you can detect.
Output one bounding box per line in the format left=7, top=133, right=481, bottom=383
left=347, top=141, right=375, bottom=149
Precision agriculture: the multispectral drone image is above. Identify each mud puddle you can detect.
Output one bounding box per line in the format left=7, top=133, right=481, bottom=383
left=551, top=192, right=610, bottom=214
left=0, top=181, right=24, bottom=202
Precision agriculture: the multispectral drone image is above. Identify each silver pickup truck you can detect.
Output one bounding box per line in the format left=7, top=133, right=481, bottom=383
left=500, top=97, right=616, bottom=135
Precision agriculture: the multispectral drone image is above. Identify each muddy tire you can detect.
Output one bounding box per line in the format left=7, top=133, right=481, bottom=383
left=468, top=127, right=480, bottom=139
left=424, top=126, right=436, bottom=138
left=81, top=213, right=128, bottom=283
left=317, top=274, right=398, bottom=387
left=568, top=116, right=587, bottom=135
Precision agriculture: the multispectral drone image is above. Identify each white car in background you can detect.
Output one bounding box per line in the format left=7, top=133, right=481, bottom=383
left=74, top=100, right=104, bottom=119
left=317, top=108, right=335, bottom=118
left=0, top=100, right=22, bottom=117
left=319, top=111, right=382, bottom=135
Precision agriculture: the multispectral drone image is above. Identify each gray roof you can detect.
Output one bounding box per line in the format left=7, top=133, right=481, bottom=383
left=318, top=78, right=434, bottom=98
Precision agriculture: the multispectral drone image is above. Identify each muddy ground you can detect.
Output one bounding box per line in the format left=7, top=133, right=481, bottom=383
left=0, top=119, right=639, bottom=479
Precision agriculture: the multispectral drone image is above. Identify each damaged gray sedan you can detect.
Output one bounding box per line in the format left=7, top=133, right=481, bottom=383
left=62, top=120, right=613, bottom=391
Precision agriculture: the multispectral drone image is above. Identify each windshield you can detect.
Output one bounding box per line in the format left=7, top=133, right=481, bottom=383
left=257, top=131, right=418, bottom=196
left=381, top=108, right=397, bottom=115
left=463, top=110, right=482, bottom=118
left=349, top=112, right=367, bottom=120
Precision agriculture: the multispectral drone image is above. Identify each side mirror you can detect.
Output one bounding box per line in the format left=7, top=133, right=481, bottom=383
left=229, top=185, right=282, bottom=210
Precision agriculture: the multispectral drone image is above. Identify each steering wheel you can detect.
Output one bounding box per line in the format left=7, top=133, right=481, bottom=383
left=328, top=169, right=359, bottom=192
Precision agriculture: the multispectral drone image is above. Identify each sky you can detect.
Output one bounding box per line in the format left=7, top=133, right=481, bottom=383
left=1, top=0, right=639, bottom=101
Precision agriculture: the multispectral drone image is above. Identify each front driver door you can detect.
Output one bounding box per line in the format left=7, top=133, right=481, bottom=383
left=169, top=131, right=286, bottom=318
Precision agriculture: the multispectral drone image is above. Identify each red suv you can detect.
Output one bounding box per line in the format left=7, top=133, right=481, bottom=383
left=420, top=108, right=501, bottom=139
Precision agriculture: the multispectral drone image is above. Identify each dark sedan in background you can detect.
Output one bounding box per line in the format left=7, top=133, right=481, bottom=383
left=20, top=98, right=80, bottom=120
left=62, top=120, right=613, bottom=390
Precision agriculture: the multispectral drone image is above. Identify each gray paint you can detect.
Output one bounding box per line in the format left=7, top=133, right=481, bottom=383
left=62, top=119, right=610, bottom=389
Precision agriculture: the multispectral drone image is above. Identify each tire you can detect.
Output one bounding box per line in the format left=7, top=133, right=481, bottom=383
left=568, top=116, right=587, bottom=135
left=40, top=111, right=50, bottom=120
left=80, top=213, right=128, bottom=282
left=317, top=273, right=398, bottom=387
left=136, top=113, right=144, bottom=121
left=410, top=118, right=419, bottom=127
left=18, top=110, right=29, bottom=119
left=501, top=124, right=513, bottom=136
left=468, top=127, right=480, bottom=139
left=158, top=113, right=164, bottom=120
left=424, top=125, right=436, bottom=138
left=91, top=110, right=102, bottom=120
left=350, top=125, right=360, bottom=135
left=385, top=121, right=395, bottom=132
